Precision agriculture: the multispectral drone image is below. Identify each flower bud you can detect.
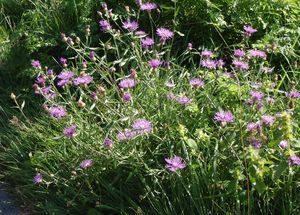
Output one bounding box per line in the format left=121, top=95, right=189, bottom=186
left=77, top=100, right=86, bottom=108
left=10, top=92, right=16, bottom=100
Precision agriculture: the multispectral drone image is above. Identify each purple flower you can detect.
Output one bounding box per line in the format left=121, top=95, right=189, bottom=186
left=132, top=119, right=152, bottom=134
left=201, top=50, right=213, bottom=58
left=279, top=140, right=288, bottom=149
left=166, top=92, right=176, bottom=100
left=232, top=60, right=249, bottom=70
left=201, top=59, right=217, bottom=69
left=135, top=30, right=146, bottom=36
left=89, top=51, right=96, bottom=61
left=156, top=27, right=174, bottom=43
left=244, top=25, right=257, bottom=37
left=288, top=156, right=300, bottom=166
left=48, top=106, right=67, bottom=119
left=250, top=90, right=264, bottom=101
left=176, top=96, right=192, bottom=105
left=141, top=37, right=154, bottom=48
left=234, top=49, right=245, bottom=58
left=99, top=19, right=111, bottom=32
left=216, top=59, right=225, bottom=68
left=31, top=60, right=41, bottom=69
left=80, top=159, right=93, bottom=169
left=122, top=20, right=139, bottom=31
left=122, top=92, right=132, bottom=102
left=73, top=74, right=93, bottom=86
left=140, top=2, right=157, bottom=12
left=40, top=86, right=52, bottom=95
left=249, top=50, right=266, bottom=59
left=246, top=122, right=261, bottom=132
left=117, top=130, right=137, bottom=141
left=286, top=90, right=300, bottom=99
left=190, top=78, right=204, bottom=88
left=91, top=91, right=98, bottom=101
left=63, top=124, right=76, bottom=138
left=119, top=78, right=136, bottom=89
left=60, top=57, right=67, bottom=65
left=249, top=138, right=262, bottom=149
left=261, top=115, right=275, bottom=126
left=165, top=156, right=186, bottom=172
left=35, top=75, right=46, bottom=85
left=33, top=173, right=43, bottom=184
left=103, top=138, right=113, bottom=148
left=57, top=71, right=74, bottom=87
left=148, top=59, right=161, bottom=69
left=214, top=111, right=234, bottom=124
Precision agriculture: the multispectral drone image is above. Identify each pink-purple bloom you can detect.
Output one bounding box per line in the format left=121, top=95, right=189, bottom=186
left=89, top=51, right=96, bottom=61
left=156, top=27, right=174, bottom=43
left=148, top=59, right=161, bottom=69
left=201, top=59, right=217, bottom=69
left=286, top=90, right=300, bottom=99
left=31, top=60, right=41, bottom=69
left=122, top=20, right=139, bottom=31
left=190, top=78, right=204, bottom=88
left=122, top=92, right=132, bottom=102
left=33, top=173, right=43, bottom=184
left=176, top=96, right=192, bottom=105
left=35, top=75, right=46, bottom=85
left=279, top=140, right=288, bottom=149
left=234, top=49, right=245, bottom=58
left=60, top=57, right=67, bottom=65
left=214, top=111, right=234, bottom=124
left=119, top=78, right=136, bottom=89
left=132, top=119, right=152, bottom=134
left=48, top=106, right=67, bottom=119
left=57, top=70, right=74, bottom=87
left=80, top=159, right=93, bottom=169
left=141, top=37, right=154, bottom=48
left=117, top=130, right=137, bottom=141
left=250, top=90, right=264, bottom=101
left=249, top=50, right=266, bottom=59
left=103, top=138, right=113, bottom=148
left=288, top=156, right=300, bottom=166
left=99, top=19, right=111, bottom=32
left=140, top=2, right=157, bottom=12
left=261, top=115, right=275, bottom=126
left=244, top=25, right=257, bottom=37
left=63, top=124, right=76, bottom=138
left=201, top=50, right=213, bottom=58
left=73, top=74, right=93, bottom=86
left=166, top=92, right=176, bottom=100
left=165, top=156, right=186, bottom=172
left=249, top=138, right=262, bottom=149
left=232, top=60, right=249, bottom=70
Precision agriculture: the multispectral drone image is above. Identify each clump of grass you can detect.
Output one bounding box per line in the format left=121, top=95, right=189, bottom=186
left=1, top=1, right=300, bottom=214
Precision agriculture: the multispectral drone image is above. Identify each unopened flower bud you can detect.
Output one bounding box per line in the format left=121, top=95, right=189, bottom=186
left=75, top=37, right=81, bottom=44
left=125, top=6, right=130, bottom=13
left=85, top=25, right=91, bottom=35
left=67, top=37, right=74, bottom=46
left=10, top=92, right=16, bottom=100
left=187, top=42, right=193, bottom=50
left=77, top=100, right=86, bottom=108
left=110, top=67, right=116, bottom=73
left=97, top=86, right=106, bottom=95
left=61, top=33, right=68, bottom=42
left=130, top=69, right=137, bottom=79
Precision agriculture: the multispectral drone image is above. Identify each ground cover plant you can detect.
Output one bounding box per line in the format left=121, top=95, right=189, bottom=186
left=1, top=0, right=300, bottom=214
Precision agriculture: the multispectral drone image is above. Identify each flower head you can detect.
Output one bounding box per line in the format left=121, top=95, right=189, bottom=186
left=165, top=156, right=186, bottom=172
left=249, top=138, right=262, bottom=149
left=57, top=71, right=74, bottom=87
left=176, top=96, right=192, bottom=105
left=122, top=20, right=139, bottom=31
left=279, top=140, right=288, bottom=149
left=244, top=25, right=257, bottom=37
left=33, top=173, right=43, bottom=184
left=140, top=2, right=157, bottom=12
left=190, top=78, right=204, bottom=88
left=117, top=130, right=137, bottom=141
left=141, top=37, right=154, bottom=48
left=250, top=90, right=264, bottom=101
left=201, top=50, right=213, bottom=58
left=48, top=106, right=67, bottom=119
left=31, top=60, right=41, bottom=69
left=156, top=27, right=174, bottom=43
left=249, top=50, right=266, bottom=59
left=63, top=124, right=76, bottom=138
left=99, top=19, right=111, bottom=32
left=122, top=92, right=132, bottom=102
left=201, top=59, right=217, bottom=69
left=288, top=156, right=300, bottom=166
left=286, top=90, right=300, bottom=99
left=103, top=138, right=113, bottom=148
left=232, top=60, right=249, bottom=70
left=148, top=59, right=161, bottom=69
left=60, top=57, right=67, bottom=65
left=261, top=115, right=275, bottom=126
left=132, top=119, right=152, bottom=134
left=246, top=122, right=261, bottom=132
left=214, top=111, right=234, bottom=124
left=73, top=74, right=93, bottom=86
left=119, top=78, right=136, bottom=89
left=35, top=75, right=46, bottom=85
left=234, top=49, right=245, bottom=58
left=80, top=159, right=93, bottom=169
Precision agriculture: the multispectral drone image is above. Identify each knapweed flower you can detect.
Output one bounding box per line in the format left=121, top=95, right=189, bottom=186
left=73, top=74, right=93, bottom=86
left=117, top=130, right=137, bottom=141
left=47, top=69, right=54, bottom=77
left=141, top=37, right=154, bottom=48
left=148, top=59, right=161, bottom=69
left=244, top=25, right=257, bottom=37
left=122, top=92, right=132, bottom=102
left=89, top=51, right=96, bottom=61
left=63, top=124, right=77, bottom=138
left=250, top=90, right=264, bottom=101
left=288, top=155, right=300, bottom=166
left=249, top=50, right=266, bottom=59
left=119, top=78, right=136, bottom=89
left=122, top=20, right=139, bottom=31
left=176, top=96, right=192, bottom=105
left=234, top=49, right=245, bottom=58
left=286, top=90, right=300, bottom=99
left=216, top=59, right=225, bottom=68
left=140, top=2, right=157, bottom=12
left=60, top=57, right=67, bottom=66
left=48, top=106, right=67, bottom=119
left=246, top=122, right=261, bottom=132
left=214, top=111, right=234, bottom=124
left=57, top=70, right=74, bottom=87
left=190, top=78, right=204, bottom=88
left=201, top=50, right=213, bottom=58
left=91, top=91, right=98, bottom=101
left=156, top=27, right=174, bottom=43
left=232, top=60, right=249, bottom=70
left=103, top=138, right=113, bottom=148
left=99, top=19, right=111, bottom=32
left=261, top=115, right=275, bottom=126
left=80, top=159, right=93, bottom=169
left=33, top=173, right=43, bottom=184
left=31, top=60, right=41, bottom=69
left=201, top=59, right=217, bottom=69
left=165, top=156, right=186, bottom=172
left=135, top=30, right=146, bottom=36
left=279, top=140, right=288, bottom=149
left=35, top=75, right=46, bottom=85
left=132, top=119, right=152, bottom=134
left=249, top=138, right=262, bottom=149
left=166, top=92, right=176, bottom=100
